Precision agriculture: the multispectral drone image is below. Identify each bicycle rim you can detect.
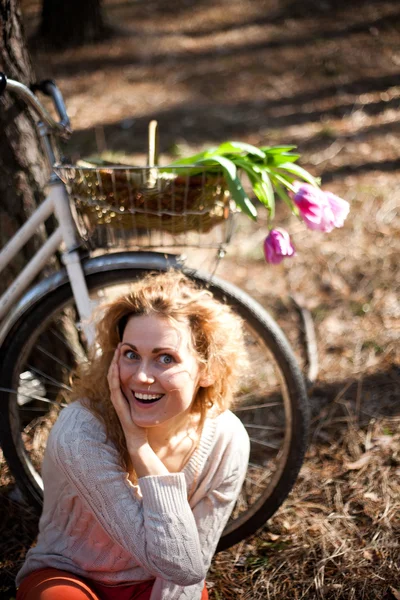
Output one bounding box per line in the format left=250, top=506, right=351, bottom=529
left=0, top=262, right=309, bottom=550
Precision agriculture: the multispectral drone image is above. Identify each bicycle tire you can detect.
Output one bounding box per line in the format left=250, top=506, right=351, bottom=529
left=0, top=253, right=309, bottom=551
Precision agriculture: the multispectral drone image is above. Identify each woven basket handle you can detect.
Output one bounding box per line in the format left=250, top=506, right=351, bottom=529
left=147, top=120, right=159, bottom=187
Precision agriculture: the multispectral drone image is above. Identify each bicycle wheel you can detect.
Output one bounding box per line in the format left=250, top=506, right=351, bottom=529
left=0, top=252, right=309, bottom=550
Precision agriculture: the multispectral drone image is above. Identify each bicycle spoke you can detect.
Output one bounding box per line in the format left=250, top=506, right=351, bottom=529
left=248, top=461, right=269, bottom=470
left=242, top=423, right=285, bottom=432
left=26, top=365, right=72, bottom=391
left=47, top=326, right=80, bottom=353
left=36, top=345, right=74, bottom=371
left=248, top=437, right=280, bottom=450
left=234, top=401, right=282, bottom=411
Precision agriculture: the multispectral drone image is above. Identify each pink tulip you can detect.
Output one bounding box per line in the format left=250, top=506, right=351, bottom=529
left=324, top=191, right=350, bottom=228
left=264, top=229, right=295, bottom=265
left=292, top=182, right=349, bottom=232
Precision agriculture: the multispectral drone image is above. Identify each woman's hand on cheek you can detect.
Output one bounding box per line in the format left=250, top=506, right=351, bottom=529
left=107, top=345, right=168, bottom=477
left=107, top=345, right=148, bottom=448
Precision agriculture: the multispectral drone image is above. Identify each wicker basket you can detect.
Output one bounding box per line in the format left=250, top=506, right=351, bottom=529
left=56, top=164, right=232, bottom=248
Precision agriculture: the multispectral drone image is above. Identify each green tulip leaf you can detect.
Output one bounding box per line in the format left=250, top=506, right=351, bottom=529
left=268, top=169, right=296, bottom=192
left=262, top=145, right=298, bottom=154
left=260, top=170, right=275, bottom=219
left=214, top=141, right=266, bottom=159
left=278, top=162, right=320, bottom=187
left=267, top=152, right=301, bottom=165
left=194, top=156, right=258, bottom=220
left=234, top=159, right=275, bottom=218
left=168, top=149, right=216, bottom=166
left=271, top=177, right=297, bottom=213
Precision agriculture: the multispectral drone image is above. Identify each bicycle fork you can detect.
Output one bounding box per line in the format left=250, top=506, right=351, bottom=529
left=51, top=179, right=96, bottom=345
left=0, top=180, right=95, bottom=345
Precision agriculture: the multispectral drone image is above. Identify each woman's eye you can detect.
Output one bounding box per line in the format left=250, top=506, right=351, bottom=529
left=124, top=350, right=139, bottom=360
left=159, top=354, right=174, bottom=365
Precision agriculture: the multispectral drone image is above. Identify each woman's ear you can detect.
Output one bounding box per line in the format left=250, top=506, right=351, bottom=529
left=199, top=371, right=215, bottom=387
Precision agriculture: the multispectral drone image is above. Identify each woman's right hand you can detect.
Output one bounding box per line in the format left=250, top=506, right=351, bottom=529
left=107, top=344, right=148, bottom=450
left=107, top=345, right=169, bottom=478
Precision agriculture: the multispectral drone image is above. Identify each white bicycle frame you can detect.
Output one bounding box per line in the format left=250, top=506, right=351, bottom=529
left=0, top=76, right=97, bottom=345
left=0, top=179, right=95, bottom=344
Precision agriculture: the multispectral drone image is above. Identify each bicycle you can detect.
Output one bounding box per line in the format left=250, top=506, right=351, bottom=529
left=0, top=72, right=309, bottom=552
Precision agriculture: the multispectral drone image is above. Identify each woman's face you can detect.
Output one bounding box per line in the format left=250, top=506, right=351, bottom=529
left=118, top=313, right=205, bottom=430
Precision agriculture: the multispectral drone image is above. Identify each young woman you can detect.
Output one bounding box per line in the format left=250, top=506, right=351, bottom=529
left=16, top=271, right=250, bottom=600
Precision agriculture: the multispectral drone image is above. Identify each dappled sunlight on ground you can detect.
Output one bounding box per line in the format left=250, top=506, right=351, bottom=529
left=2, top=0, right=399, bottom=597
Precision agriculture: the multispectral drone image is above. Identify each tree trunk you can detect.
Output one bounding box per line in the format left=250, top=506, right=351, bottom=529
left=0, top=1, right=75, bottom=403
left=39, top=0, right=108, bottom=49
left=0, top=0, right=49, bottom=297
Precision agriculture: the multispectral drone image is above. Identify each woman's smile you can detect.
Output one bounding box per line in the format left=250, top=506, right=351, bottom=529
left=134, top=392, right=164, bottom=403
left=128, top=390, right=165, bottom=407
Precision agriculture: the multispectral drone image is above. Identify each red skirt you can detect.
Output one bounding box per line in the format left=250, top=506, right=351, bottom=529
left=16, top=568, right=209, bottom=600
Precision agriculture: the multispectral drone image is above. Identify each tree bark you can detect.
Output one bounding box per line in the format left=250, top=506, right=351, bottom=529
left=0, top=0, right=49, bottom=297
left=0, top=3, right=77, bottom=457
left=39, top=0, right=108, bottom=49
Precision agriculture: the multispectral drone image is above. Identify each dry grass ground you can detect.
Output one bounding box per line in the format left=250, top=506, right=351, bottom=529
left=1, top=0, right=400, bottom=598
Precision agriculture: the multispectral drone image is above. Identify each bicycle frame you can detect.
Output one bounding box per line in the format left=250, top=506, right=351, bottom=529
left=0, top=74, right=96, bottom=344
left=0, top=75, right=224, bottom=349
left=0, top=178, right=95, bottom=344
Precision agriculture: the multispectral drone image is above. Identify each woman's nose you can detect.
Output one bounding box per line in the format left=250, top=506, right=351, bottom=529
left=133, top=362, right=155, bottom=384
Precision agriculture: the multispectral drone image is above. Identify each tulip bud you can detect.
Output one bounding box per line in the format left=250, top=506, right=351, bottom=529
left=264, top=228, right=296, bottom=264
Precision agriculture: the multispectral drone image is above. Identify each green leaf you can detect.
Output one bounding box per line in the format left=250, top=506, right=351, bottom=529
left=260, top=170, right=275, bottom=219
left=214, top=141, right=266, bottom=159
left=278, top=162, right=320, bottom=186
left=248, top=172, right=271, bottom=207
left=195, top=154, right=237, bottom=178
left=268, top=169, right=296, bottom=192
left=168, top=148, right=217, bottom=166
left=234, top=159, right=274, bottom=216
left=267, top=152, right=301, bottom=165
left=194, top=156, right=258, bottom=220
left=253, top=169, right=275, bottom=216
left=262, top=145, right=298, bottom=154
left=271, top=177, right=297, bottom=214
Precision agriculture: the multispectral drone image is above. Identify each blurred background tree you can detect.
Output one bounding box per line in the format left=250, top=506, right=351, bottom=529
left=38, top=0, right=108, bottom=49
left=0, top=0, right=73, bottom=382
left=0, top=0, right=49, bottom=296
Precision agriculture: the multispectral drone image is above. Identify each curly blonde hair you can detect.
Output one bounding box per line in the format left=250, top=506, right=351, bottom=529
left=71, top=270, right=248, bottom=471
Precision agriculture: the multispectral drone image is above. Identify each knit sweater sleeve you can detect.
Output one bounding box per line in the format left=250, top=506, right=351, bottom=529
left=149, top=414, right=250, bottom=600
left=48, top=403, right=205, bottom=586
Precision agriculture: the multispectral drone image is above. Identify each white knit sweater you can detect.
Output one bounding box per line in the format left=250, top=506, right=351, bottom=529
left=16, top=401, right=250, bottom=599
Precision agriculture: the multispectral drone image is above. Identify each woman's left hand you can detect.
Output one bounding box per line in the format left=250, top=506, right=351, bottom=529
left=107, top=344, right=148, bottom=449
